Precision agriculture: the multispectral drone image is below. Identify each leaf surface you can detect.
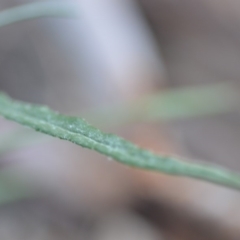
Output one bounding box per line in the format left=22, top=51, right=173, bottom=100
left=0, top=93, right=240, bottom=190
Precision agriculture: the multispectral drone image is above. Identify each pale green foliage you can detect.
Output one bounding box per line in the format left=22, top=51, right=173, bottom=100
left=0, top=2, right=240, bottom=197
left=1, top=93, right=240, bottom=190
left=0, top=2, right=79, bottom=28
left=86, top=83, right=239, bottom=127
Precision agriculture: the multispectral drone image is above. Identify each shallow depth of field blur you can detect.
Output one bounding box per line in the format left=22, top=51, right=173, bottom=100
left=1, top=0, right=240, bottom=239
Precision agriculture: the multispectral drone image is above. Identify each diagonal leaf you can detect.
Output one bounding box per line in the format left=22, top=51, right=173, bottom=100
left=0, top=93, right=240, bottom=190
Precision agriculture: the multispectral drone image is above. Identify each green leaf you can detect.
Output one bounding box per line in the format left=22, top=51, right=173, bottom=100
left=0, top=93, right=240, bottom=190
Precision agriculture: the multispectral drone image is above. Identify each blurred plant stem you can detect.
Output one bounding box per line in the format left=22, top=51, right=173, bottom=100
left=84, top=83, right=240, bottom=128
left=0, top=1, right=79, bottom=28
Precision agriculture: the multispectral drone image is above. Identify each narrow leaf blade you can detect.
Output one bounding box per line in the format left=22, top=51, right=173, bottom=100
left=0, top=93, right=240, bottom=190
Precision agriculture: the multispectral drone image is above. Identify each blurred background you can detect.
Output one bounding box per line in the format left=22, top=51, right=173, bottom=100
left=1, top=0, right=240, bottom=239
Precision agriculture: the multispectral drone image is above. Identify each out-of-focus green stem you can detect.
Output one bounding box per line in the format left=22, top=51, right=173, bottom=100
left=84, top=83, right=240, bottom=127
left=0, top=2, right=79, bottom=28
